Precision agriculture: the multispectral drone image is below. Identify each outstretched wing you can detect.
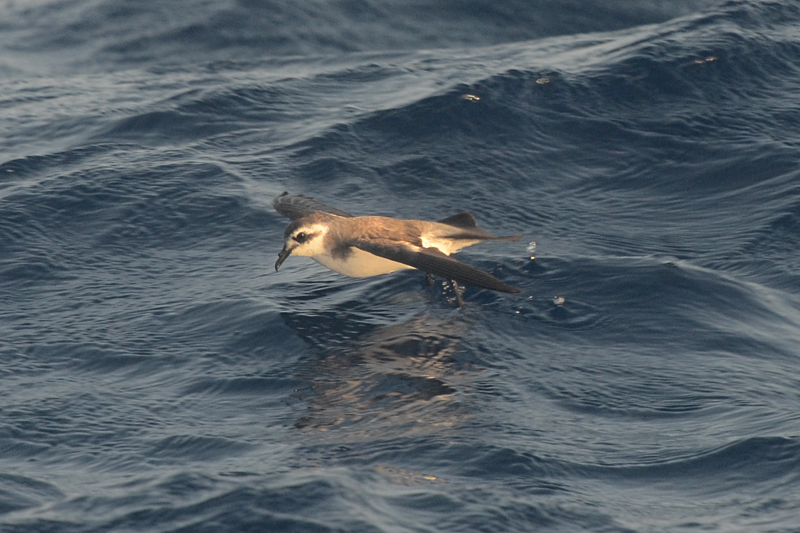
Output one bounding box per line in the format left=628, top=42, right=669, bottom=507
left=273, top=192, right=354, bottom=220
left=352, top=239, right=521, bottom=294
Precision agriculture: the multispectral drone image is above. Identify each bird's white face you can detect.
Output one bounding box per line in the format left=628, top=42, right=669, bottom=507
left=284, top=223, right=329, bottom=256
left=275, top=223, right=329, bottom=271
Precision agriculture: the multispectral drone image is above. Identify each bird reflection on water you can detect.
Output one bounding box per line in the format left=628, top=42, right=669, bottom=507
left=288, top=312, right=475, bottom=442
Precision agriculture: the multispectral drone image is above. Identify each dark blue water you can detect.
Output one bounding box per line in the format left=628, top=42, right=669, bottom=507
left=2, top=0, right=800, bottom=531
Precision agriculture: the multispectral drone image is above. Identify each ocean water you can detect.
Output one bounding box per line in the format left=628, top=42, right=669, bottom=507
left=2, top=0, right=800, bottom=531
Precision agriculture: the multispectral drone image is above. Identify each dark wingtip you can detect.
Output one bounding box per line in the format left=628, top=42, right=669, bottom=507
left=273, top=191, right=289, bottom=207
left=496, top=282, right=522, bottom=294
left=438, top=211, right=478, bottom=229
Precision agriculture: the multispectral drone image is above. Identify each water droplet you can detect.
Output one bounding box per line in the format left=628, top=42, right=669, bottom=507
left=526, top=241, right=537, bottom=259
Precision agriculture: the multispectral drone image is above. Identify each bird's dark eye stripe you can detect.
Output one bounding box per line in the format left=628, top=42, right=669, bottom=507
left=293, top=232, right=308, bottom=242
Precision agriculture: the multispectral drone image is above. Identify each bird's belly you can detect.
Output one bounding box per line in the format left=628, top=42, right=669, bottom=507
left=313, top=249, right=414, bottom=277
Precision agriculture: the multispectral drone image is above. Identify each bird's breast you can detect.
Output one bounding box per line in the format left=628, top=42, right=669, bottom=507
left=312, top=248, right=414, bottom=277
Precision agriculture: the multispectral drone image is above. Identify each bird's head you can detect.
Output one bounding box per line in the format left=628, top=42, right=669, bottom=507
left=275, top=220, right=329, bottom=271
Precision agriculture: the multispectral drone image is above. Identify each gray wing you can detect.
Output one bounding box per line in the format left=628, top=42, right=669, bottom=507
left=437, top=211, right=478, bottom=228
left=438, top=211, right=523, bottom=241
left=352, top=239, right=521, bottom=294
left=273, top=192, right=354, bottom=220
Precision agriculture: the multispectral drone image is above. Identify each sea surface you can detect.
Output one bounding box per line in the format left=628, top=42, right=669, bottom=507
left=2, top=0, right=800, bottom=531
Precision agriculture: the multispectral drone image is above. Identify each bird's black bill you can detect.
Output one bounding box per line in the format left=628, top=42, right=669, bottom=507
left=275, top=245, right=293, bottom=271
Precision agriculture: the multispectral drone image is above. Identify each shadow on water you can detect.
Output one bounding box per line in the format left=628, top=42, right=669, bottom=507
left=280, top=285, right=477, bottom=443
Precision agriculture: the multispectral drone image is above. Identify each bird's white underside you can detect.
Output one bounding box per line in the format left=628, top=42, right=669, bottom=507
left=312, top=248, right=414, bottom=277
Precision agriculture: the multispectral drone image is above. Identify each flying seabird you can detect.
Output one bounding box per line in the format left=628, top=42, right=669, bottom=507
left=273, top=192, right=522, bottom=298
